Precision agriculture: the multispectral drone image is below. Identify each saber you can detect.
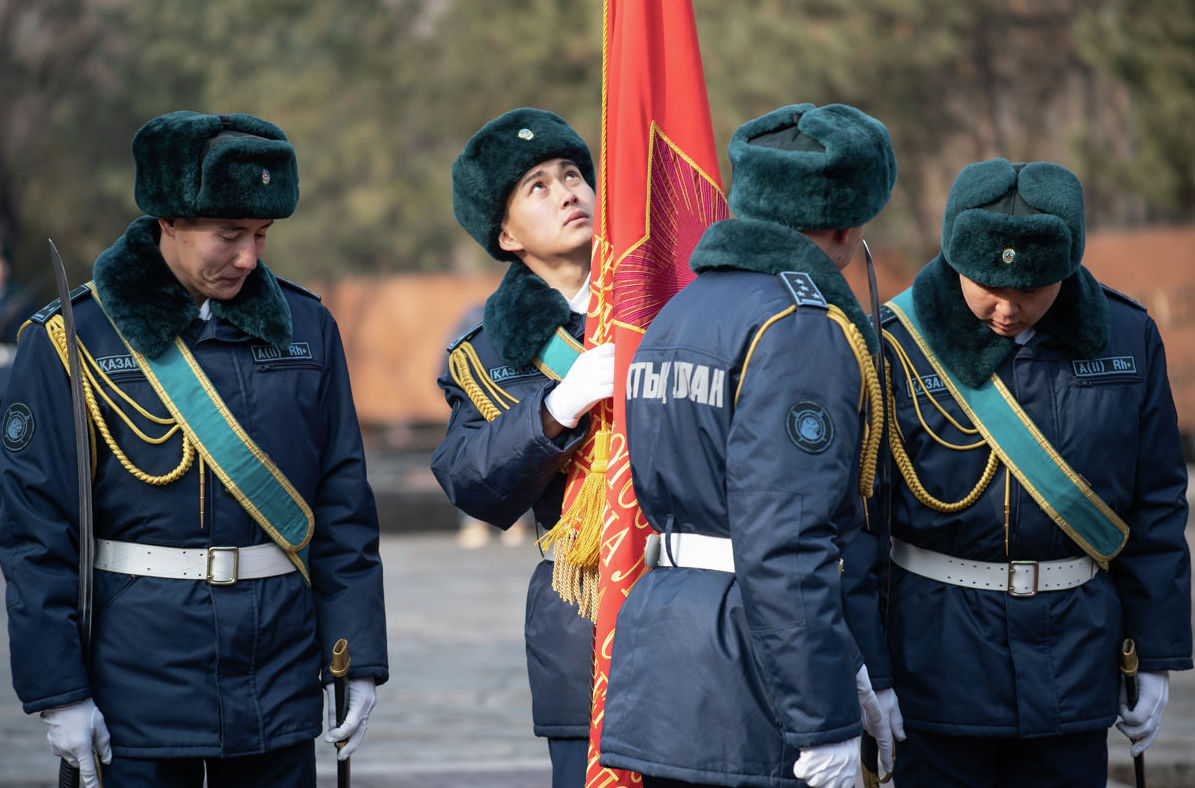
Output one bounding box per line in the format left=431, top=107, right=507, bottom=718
left=859, top=240, right=891, bottom=787
left=862, top=239, right=887, bottom=405
left=1120, top=639, right=1146, bottom=788
left=330, top=639, right=352, bottom=788
left=49, top=239, right=95, bottom=788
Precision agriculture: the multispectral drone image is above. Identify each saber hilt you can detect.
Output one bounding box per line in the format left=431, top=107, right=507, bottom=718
left=1120, top=638, right=1146, bottom=788
left=1121, top=638, right=1139, bottom=707
left=330, top=638, right=351, bottom=788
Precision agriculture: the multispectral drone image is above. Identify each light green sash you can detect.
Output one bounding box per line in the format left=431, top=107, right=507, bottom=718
left=92, top=286, right=314, bottom=581
left=533, top=327, right=585, bottom=381
left=888, top=289, right=1127, bottom=568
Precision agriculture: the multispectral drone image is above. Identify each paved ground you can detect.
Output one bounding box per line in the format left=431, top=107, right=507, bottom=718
left=0, top=533, right=552, bottom=787
left=1, top=496, right=1192, bottom=786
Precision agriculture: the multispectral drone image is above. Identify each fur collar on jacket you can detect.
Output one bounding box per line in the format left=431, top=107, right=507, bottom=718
left=93, top=215, right=292, bottom=358
left=690, top=218, right=877, bottom=353
left=483, top=260, right=573, bottom=368
left=910, top=255, right=1109, bottom=388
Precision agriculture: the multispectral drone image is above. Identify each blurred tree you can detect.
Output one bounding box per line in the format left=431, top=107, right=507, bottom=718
left=0, top=0, right=126, bottom=295
left=696, top=0, right=971, bottom=261
left=377, top=0, right=601, bottom=275
left=695, top=0, right=1134, bottom=263
left=1, top=0, right=1191, bottom=289
left=1075, top=0, right=1195, bottom=224
left=97, top=0, right=600, bottom=279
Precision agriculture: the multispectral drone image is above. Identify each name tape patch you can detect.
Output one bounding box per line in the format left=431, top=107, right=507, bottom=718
left=490, top=364, right=539, bottom=383
left=94, top=354, right=142, bottom=377
left=906, top=373, right=948, bottom=399
left=251, top=342, right=313, bottom=364
left=1072, top=356, right=1136, bottom=379
left=626, top=360, right=726, bottom=408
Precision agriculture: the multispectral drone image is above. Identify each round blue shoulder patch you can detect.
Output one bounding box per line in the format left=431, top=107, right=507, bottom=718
left=2, top=401, right=35, bottom=452
left=786, top=401, right=834, bottom=454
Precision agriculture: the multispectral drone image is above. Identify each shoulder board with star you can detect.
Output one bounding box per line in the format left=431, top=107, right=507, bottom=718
left=277, top=277, right=322, bottom=302
left=29, top=284, right=94, bottom=325
left=778, top=271, right=828, bottom=310
left=447, top=321, right=484, bottom=352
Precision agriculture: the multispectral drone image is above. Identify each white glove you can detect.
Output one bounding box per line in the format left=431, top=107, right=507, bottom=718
left=876, top=688, right=906, bottom=742
left=324, top=678, right=378, bottom=760
left=544, top=343, right=615, bottom=428
left=855, top=665, right=902, bottom=779
left=794, top=736, right=860, bottom=788
left=40, top=698, right=112, bottom=788
left=1117, top=670, right=1169, bottom=757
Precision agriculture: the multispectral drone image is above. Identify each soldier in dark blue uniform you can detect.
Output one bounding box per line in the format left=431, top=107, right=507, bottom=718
left=431, top=108, right=614, bottom=788
left=0, top=111, right=388, bottom=788
left=599, top=103, right=902, bottom=788
left=878, top=158, right=1192, bottom=786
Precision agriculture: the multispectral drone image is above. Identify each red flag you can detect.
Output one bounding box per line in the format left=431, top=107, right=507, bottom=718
left=580, top=2, right=728, bottom=784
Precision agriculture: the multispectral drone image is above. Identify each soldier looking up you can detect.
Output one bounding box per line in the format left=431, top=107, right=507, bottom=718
left=432, top=107, right=614, bottom=788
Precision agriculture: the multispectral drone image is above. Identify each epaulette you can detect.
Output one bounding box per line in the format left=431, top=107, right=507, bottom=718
left=29, top=284, right=93, bottom=325
left=446, top=324, right=517, bottom=422
left=1101, top=284, right=1146, bottom=312
left=447, top=321, right=484, bottom=353
left=879, top=304, right=898, bottom=325
left=778, top=271, right=828, bottom=310
left=277, top=277, right=322, bottom=302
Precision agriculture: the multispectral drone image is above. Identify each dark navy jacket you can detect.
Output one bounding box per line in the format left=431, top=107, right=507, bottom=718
left=881, top=259, right=1192, bottom=737
left=600, top=219, right=884, bottom=787
left=0, top=217, right=388, bottom=758
left=430, top=261, right=595, bottom=739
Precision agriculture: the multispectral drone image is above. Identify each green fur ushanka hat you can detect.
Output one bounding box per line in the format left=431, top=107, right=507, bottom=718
left=452, top=107, right=595, bottom=263
left=941, top=158, right=1083, bottom=289
left=132, top=110, right=299, bottom=219
left=728, top=103, right=897, bottom=231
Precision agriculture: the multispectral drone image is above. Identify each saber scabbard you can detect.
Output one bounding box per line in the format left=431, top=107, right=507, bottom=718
left=861, top=733, right=882, bottom=787
left=330, top=638, right=351, bottom=788
left=1120, top=638, right=1145, bottom=788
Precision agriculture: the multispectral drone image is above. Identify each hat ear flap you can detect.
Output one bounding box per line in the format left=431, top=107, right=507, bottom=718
left=940, top=159, right=1017, bottom=252
left=1017, top=161, right=1085, bottom=266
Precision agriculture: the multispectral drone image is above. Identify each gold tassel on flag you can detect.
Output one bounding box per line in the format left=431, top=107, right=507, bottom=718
left=538, top=427, right=609, bottom=620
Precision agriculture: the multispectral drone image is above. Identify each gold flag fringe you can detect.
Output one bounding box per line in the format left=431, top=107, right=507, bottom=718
left=538, top=429, right=610, bottom=621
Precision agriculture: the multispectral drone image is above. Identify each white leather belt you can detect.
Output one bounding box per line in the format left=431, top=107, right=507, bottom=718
left=645, top=532, right=734, bottom=573
left=891, top=538, right=1098, bottom=598
left=94, top=539, right=297, bottom=586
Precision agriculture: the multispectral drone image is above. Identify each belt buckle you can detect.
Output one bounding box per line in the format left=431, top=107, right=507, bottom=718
left=644, top=533, right=661, bottom=569
left=207, top=546, right=240, bottom=585
left=1007, top=560, right=1038, bottom=597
